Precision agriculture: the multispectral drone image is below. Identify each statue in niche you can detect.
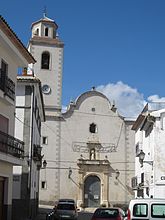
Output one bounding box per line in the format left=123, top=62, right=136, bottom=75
left=90, top=148, right=96, bottom=160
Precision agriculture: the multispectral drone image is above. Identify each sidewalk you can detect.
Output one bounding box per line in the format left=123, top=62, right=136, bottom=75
left=35, top=205, right=54, bottom=220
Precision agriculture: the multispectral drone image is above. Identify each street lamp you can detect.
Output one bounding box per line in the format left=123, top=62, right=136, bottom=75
left=42, top=160, right=47, bottom=169
left=138, top=150, right=153, bottom=167
left=115, top=169, right=120, bottom=179
left=68, top=167, right=72, bottom=179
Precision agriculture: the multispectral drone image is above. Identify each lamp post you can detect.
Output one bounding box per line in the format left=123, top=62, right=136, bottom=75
left=68, top=167, right=72, bottom=179
left=42, top=160, right=47, bottom=169
left=138, top=150, right=153, bottom=167
left=115, top=169, right=120, bottom=179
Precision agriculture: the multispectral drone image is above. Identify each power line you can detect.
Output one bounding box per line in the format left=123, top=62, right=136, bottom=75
left=43, top=122, right=71, bottom=146
left=46, top=159, right=135, bottom=164
left=45, top=166, right=135, bottom=172
left=15, top=115, right=32, bottom=128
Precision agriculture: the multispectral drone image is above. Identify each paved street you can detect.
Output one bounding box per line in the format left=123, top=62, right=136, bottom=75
left=78, top=211, right=93, bottom=220
left=35, top=206, right=94, bottom=220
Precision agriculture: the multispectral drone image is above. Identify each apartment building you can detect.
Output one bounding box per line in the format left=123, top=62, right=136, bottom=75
left=0, top=15, right=35, bottom=220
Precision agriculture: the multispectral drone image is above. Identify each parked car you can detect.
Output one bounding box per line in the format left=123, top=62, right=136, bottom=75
left=54, top=199, right=77, bottom=210
left=91, top=207, right=126, bottom=220
left=54, top=200, right=78, bottom=220
left=127, top=198, right=165, bottom=220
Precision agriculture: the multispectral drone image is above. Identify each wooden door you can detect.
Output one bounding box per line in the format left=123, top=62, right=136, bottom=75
left=84, top=175, right=100, bottom=207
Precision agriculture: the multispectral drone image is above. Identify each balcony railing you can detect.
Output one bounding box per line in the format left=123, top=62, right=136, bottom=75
left=0, top=130, right=24, bottom=159
left=33, top=144, right=42, bottom=161
left=0, top=69, right=15, bottom=101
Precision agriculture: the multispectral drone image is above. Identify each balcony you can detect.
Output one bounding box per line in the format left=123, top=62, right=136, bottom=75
left=0, top=130, right=24, bottom=158
left=33, top=145, right=42, bottom=161
left=33, top=145, right=42, bottom=170
left=0, top=69, right=15, bottom=101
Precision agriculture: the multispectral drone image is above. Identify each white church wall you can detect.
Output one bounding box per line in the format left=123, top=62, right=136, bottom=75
left=59, top=93, right=135, bottom=204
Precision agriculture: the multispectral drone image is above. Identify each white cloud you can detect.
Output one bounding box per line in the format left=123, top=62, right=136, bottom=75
left=63, top=81, right=165, bottom=119
left=97, top=81, right=146, bottom=118
left=62, top=105, right=67, bottom=113
left=148, top=95, right=165, bottom=102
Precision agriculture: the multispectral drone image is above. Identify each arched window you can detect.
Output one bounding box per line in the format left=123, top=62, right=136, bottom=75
left=89, top=123, right=97, bottom=133
left=45, top=27, right=49, bottom=36
left=41, top=52, right=50, bottom=69
left=36, top=28, right=39, bottom=36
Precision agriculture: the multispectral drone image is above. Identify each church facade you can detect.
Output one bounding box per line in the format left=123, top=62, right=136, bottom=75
left=28, top=14, right=135, bottom=208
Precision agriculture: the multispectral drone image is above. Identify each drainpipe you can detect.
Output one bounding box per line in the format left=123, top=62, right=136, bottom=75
left=29, top=85, right=35, bottom=219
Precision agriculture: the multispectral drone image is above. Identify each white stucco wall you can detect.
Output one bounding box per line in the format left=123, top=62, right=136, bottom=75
left=0, top=44, right=18, bottom=136
left=135, top=109, right=165, bottom=198
left=40, top=91, right=135, bottom=205
left=14, top=81, right=44, bottom=201
left=29, top=44, right=63, bottom=108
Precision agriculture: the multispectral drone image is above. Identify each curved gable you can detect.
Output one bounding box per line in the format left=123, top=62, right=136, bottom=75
left=63, top=90, right=119, bottom=118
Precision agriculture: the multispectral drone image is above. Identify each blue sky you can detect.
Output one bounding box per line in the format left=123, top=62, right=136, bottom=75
left=2, top=0, right=165, bottom=117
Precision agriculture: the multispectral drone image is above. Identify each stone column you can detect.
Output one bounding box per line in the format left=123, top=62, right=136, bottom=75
left=102, top=172, right=109, bottom=207
left=77, top=170, right=84, bottom=209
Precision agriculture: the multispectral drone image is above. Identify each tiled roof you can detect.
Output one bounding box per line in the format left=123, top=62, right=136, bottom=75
left=0, top=15, right=36, bottom=64
left=31, top=16, right=58, bottom=29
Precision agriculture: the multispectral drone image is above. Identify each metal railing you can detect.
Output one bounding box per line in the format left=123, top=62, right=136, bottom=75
left=33, top=144, right=42, bottom=160
left=0, top=130, right=24, bottom=158
left=0, top=69, right=15, bottom=101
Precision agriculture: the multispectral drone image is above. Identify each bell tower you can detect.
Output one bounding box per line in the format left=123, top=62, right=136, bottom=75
left=28, top=14, right=64, bottom=204
left=28, top=14, right=64, bottom=113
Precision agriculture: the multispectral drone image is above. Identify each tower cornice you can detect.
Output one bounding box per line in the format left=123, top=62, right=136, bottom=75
left=29, top=36, right=64, bottom=47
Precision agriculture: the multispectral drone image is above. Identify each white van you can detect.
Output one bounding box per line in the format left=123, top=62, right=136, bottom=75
left=127, top=198, right=165, bottom=220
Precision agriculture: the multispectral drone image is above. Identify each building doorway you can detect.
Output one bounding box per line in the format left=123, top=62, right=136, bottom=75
left=84, top=175, right=100, bottom=207
left=0, top=177, right=4, bottom=220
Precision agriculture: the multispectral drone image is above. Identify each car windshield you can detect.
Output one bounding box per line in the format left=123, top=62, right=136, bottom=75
left=93, top=209, right=119, bottom=218
left=58, top=199, right=75, bottom=204
left=57, top=203, right=75, bottom=210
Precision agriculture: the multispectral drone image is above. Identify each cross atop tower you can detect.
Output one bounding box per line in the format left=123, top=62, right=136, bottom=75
left=43, top=6, right=47, bottom=18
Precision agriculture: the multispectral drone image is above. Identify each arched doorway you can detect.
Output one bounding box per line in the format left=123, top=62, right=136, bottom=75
left=84, top=175, right=100, bottom=207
